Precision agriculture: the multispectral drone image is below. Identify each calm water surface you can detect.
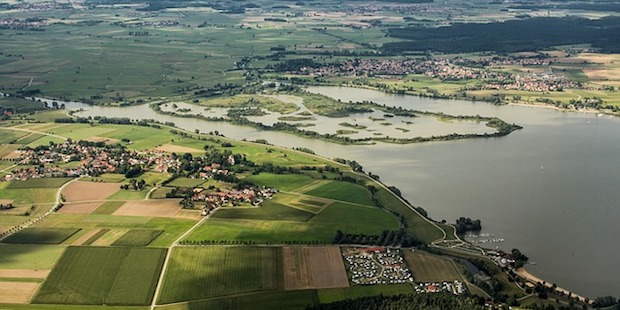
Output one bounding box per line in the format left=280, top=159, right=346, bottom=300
left=67, top=87, right=620, bottom=298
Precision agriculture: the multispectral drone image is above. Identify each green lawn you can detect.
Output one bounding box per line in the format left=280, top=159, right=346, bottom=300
left=243, top=173, right=315, bottom=192
left=33, top=246, right=166, bottom=305
left=305, top=181, right=373, bottom=206
left=158, top=247, right=280, bottom=303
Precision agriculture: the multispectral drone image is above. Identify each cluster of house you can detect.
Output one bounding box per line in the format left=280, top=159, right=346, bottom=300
left=193, top=187, right=277, bottom=214
left=114, top=20, right=181, bottom=28
left=485, top=250, right=517, bottom=268
left=2, top=141, right=233, bottom=182
left=0, top=18, right=47, bottom=30
left=3, top=142, right=136, bottom=181
left=343, top=247, right=414, bottom=285
left=288, top=57, right=584, bottom=92
left=413, top=281, right=466, bottom=295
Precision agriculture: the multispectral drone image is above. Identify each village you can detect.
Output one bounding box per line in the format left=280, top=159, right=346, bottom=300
left=1, top=140, right=234, bottom=182
left=287, top=56, right=583, bottom=92
left=343, top=247, right=413, bottom=285
left=342, top=247, right=468, bottom=295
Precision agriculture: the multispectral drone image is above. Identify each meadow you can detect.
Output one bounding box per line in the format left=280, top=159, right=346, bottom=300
left=158, top=247, right=280, bottom=303
left=33, top=246, right=166, bottom=305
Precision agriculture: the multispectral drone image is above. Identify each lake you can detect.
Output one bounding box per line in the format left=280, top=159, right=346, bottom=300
left=66, top=87, right=620, bottom=298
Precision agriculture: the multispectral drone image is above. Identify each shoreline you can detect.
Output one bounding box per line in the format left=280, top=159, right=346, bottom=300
left=516, top=268, right=591, bottom=304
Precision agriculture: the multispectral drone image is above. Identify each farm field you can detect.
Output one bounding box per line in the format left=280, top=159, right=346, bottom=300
left=185, top=201, right=399, bottom=244
left=282, top=246, right=349, bottom=290
left=2, top=228, right=81, bottom=245
left=157, top=290, right=318, bottom=310
left=111, top=230, right=163, bottom=246
left=317, top=284, right=413, bottom=304
left=33, top=246, right=166, bottom=305
left=403, top=250, right=462, bottom=282
left=0, top=281, right=40, bottom=304
left=212, top=200, right=315, bottom=222
left=304, top=181, right=373, bottom=206
left=165, top=178, right=205, bottom=188
left=113, top=200, right=189, bottom=218
left=57, top=202, right=104, bottom=215
left=0, top=244, right=66, bottom=270
left=243, top=173, right=315, bottom=192
left=158, top=247, right=280, bottom=304
left=61, top=181, right=120, bottom=202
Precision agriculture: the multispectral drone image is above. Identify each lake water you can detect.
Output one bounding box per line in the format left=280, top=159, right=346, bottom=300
left=66, top=87, right=620, bottom=298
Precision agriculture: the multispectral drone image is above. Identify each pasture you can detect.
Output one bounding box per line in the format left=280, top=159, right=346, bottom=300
left=305, top=181, right=373, bottom=206
left=186, top=201, right=399, bottom=244
left=2, top=228, right=81, bottom=245
left=165, top=178, right=205, bottom=188
left=33, top=246, right=166, bottom=305
left=158, top=247, right=280, bottom=303
left=403, top=250, right=462, bottom=282
left=282, top=246, right=349, bottom=290
left=243, top=173, right=315, bottom=192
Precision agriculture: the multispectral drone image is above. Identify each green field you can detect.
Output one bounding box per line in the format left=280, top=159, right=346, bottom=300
left=34, top=246, right=166, bottom=305
left=305, top=181, right=373, bottom=206
left=2, top=228, right=81, bottom=244
left=158, top=290, right=318, bottom=310
left=243, top=173, right=315, bottom=192
left=111, top=230, right=163, bottom=246
left=165, top=178, right=205, bottom=188
left=6, top=177, right=73, bottom=189
left=403, top=251, right=462, bottom=282
left=107, top=188, right=150, bottom=200
left=185, top=201, right=398, bottom=244
left=91, top=201, right=125, bottom=215
left=0, top=244, right=66, bottom=269
left=81, top=229, right=110, bottom=246
left=212, top=200, right=314, bottom=222
left=158, top=247, right=280, bottom=303
left=317, top=284, right=413, bottom=304
left=85, top=174, right=127, bottom=183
